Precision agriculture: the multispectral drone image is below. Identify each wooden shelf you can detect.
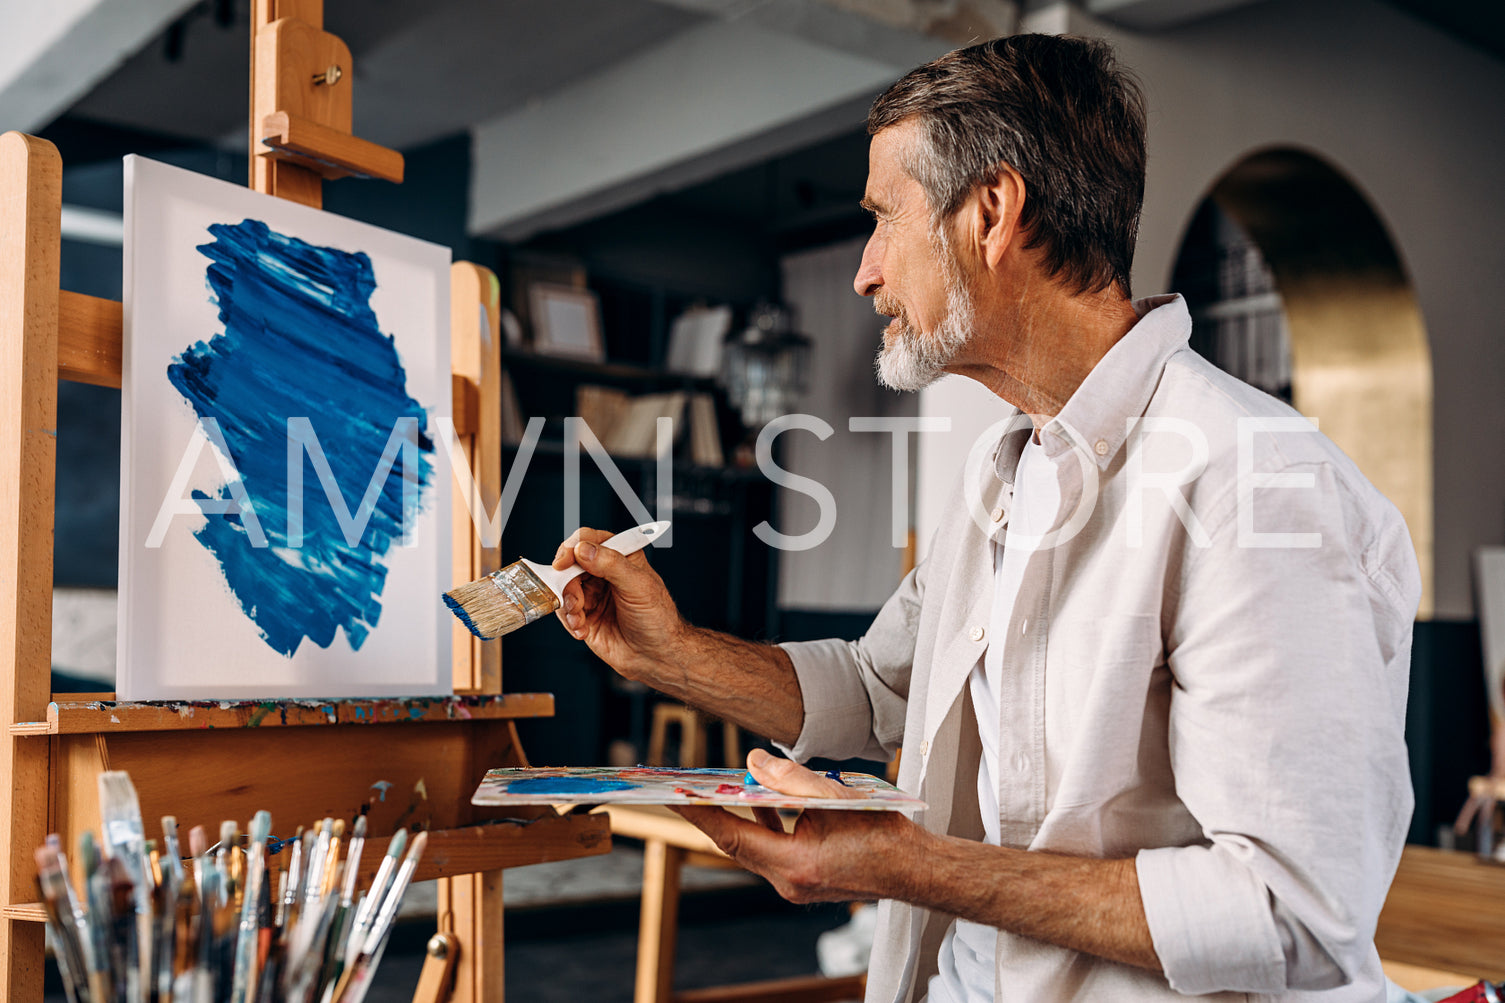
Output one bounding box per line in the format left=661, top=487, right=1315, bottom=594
left=500, top=348, right=718, bottom=389
left=673, top=974, right=868, bottom=1003
left=260, top=111, right=404, bottom=183
left=10, top=692, right=555, bottom=736
left=501, top=437, right=761, bottom=483
left=399, top=812, right=612, bottom=881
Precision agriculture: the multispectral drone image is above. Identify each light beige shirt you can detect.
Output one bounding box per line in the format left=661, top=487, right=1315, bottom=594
left=778, top=295, right=1420, bottom=1003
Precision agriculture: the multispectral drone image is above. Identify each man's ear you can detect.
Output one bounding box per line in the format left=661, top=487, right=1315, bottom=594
left=978, top=164, right=1026, bottom=271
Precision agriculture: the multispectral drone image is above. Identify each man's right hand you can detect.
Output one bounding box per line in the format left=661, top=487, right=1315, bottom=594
left=551, top=526, right=686, bottom=682
left=550, top=527, right=807, bottom=748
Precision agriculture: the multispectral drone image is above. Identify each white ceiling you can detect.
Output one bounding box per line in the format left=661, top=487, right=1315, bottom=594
left=66, top=0, right=708, bottom=150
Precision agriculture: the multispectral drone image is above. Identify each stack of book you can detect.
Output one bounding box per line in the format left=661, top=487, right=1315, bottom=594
left=574, top=386, right=723, bottom=467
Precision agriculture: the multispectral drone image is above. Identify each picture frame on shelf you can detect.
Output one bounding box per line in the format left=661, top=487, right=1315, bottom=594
left=528, top=282, right=604, bottom=361
left=499, top=306, right=526, bottom=349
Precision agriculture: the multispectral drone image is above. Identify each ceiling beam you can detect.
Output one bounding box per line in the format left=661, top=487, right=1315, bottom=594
left=469, top=18, right=952, bottom=242
left=0, top=0, right=202, bottom=134
left=1083, top=0, right=1267, bottom=30
left=646, top=0, right=1014, bottom=59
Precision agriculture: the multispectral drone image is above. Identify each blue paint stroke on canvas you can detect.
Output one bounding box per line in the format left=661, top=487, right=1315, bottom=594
left=166, top=218, right=434, bottom=657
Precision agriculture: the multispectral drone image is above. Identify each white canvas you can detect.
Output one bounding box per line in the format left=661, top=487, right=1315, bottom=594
left=119, top=156, right=452, bottom=700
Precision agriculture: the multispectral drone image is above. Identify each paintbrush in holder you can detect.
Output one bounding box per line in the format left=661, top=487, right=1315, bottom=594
left=34, top=773, right=425, bottom=1003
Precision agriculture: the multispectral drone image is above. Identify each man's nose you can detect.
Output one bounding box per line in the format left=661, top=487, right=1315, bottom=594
left=853, top=235, right=883, bottom=297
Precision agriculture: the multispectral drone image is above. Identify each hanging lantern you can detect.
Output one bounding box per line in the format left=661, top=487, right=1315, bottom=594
left=720, top=302, right=812, bottom=430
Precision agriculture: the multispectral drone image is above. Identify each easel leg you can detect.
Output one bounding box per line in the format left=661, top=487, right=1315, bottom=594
left=439, top=869, right=505, bottom=1003
left=1, top=129, right=63, bottom=1003
left=635, top=838, right=685, bottom=1003
left=1, top=921, right=45, bottom=1003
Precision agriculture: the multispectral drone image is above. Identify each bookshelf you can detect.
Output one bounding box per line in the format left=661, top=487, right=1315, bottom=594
left=490, top=348, right=781, bottom=769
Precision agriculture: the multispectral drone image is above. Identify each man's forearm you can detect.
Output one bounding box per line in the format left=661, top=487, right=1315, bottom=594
left=645, top=625, right=805, bottom=748
left=890, top=829, right=1162, bottom=972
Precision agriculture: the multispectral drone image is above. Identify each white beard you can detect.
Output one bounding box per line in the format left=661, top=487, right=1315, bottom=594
left=875, top=254, right=974, bottom=392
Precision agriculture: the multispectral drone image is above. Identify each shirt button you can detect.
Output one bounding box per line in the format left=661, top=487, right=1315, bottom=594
left=969, top=626, right=985, bottom=642
left=1094, top=439, right=1110, bottom=456
left=991, top=506, right=1005, bottom=522
left=1019, top=618, right=1028, bottom=635
left=918, top=740, right=930, bottom=756
left=1012, top=752, right=1030, bottom=773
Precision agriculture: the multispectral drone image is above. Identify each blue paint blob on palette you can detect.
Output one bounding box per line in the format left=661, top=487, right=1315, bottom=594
left=504, top=777, right=637, bottom=796
left=165, top=219, right=434, bottom=656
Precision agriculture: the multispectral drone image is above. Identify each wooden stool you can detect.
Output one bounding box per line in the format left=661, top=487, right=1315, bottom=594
left=605, top=805, right=866, bottom=1003
left=648, top=702, right=741, bottom=769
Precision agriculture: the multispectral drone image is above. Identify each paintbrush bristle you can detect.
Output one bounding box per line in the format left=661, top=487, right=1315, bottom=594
left=443, top=560, right=560, bottom=640
left=96, top=771, right=144, bottom=850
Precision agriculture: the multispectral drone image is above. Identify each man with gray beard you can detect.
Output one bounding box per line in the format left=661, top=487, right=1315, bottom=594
left=550, top=33, right=1419, bottom=1003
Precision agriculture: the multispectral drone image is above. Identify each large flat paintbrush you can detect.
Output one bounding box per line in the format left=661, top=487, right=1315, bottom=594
left=444, top=521, right=670, bottom=640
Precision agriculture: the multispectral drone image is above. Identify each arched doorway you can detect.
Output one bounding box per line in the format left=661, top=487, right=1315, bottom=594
left=1170, top=147, right=1434, bottom=617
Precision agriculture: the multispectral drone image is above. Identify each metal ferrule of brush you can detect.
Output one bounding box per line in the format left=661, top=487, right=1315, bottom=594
left=488, top=563, right=559, bottom=623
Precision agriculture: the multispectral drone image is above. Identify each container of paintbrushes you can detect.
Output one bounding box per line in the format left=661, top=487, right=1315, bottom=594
left=35, top=771, right=428, bottom=1003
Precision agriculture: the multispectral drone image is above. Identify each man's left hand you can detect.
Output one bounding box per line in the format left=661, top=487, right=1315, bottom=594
left=671, top=748, right=926, bottom=904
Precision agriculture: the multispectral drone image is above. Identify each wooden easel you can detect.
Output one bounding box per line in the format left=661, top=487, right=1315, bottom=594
left=0, top=3, right=610, bottom=1001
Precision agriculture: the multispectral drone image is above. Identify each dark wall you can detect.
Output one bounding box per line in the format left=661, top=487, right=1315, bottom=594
left=52, top=146, right=237, bottom=587
left=1407, top=619, right=1493, bottom=845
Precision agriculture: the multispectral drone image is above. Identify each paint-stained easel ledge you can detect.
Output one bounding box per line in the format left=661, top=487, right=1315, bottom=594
left=11, top=693, right=555, bottom=735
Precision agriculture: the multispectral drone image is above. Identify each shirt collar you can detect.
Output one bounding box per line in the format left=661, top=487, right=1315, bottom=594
left=991, top=294, right=1191, bottom=484
left=1040, top=293, right=1191, bottom=469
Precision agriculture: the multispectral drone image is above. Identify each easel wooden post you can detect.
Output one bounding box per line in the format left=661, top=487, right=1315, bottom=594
left=0, top=7, right=604, bottom=1002
left=0, top=129, right=63, bottom=1003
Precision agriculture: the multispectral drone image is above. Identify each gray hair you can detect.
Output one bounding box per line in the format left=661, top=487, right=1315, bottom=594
left=868, top=34, right=1147, bottom=297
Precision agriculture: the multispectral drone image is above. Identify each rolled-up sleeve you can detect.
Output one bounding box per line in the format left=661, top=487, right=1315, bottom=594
left=1137, top=461, right=1420, bottom=995
left=775, top=560, right=926, bottom=765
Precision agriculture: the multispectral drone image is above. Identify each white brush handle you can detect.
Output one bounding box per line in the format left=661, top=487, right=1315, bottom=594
left=533, top=521, right=671, bottom=594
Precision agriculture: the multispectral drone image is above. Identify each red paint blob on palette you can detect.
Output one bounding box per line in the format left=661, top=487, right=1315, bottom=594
left=715, top=784, right=743, bottom=795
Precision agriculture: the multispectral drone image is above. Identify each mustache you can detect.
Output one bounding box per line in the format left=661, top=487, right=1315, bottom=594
left=873, top=291, right=906, bottom=323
